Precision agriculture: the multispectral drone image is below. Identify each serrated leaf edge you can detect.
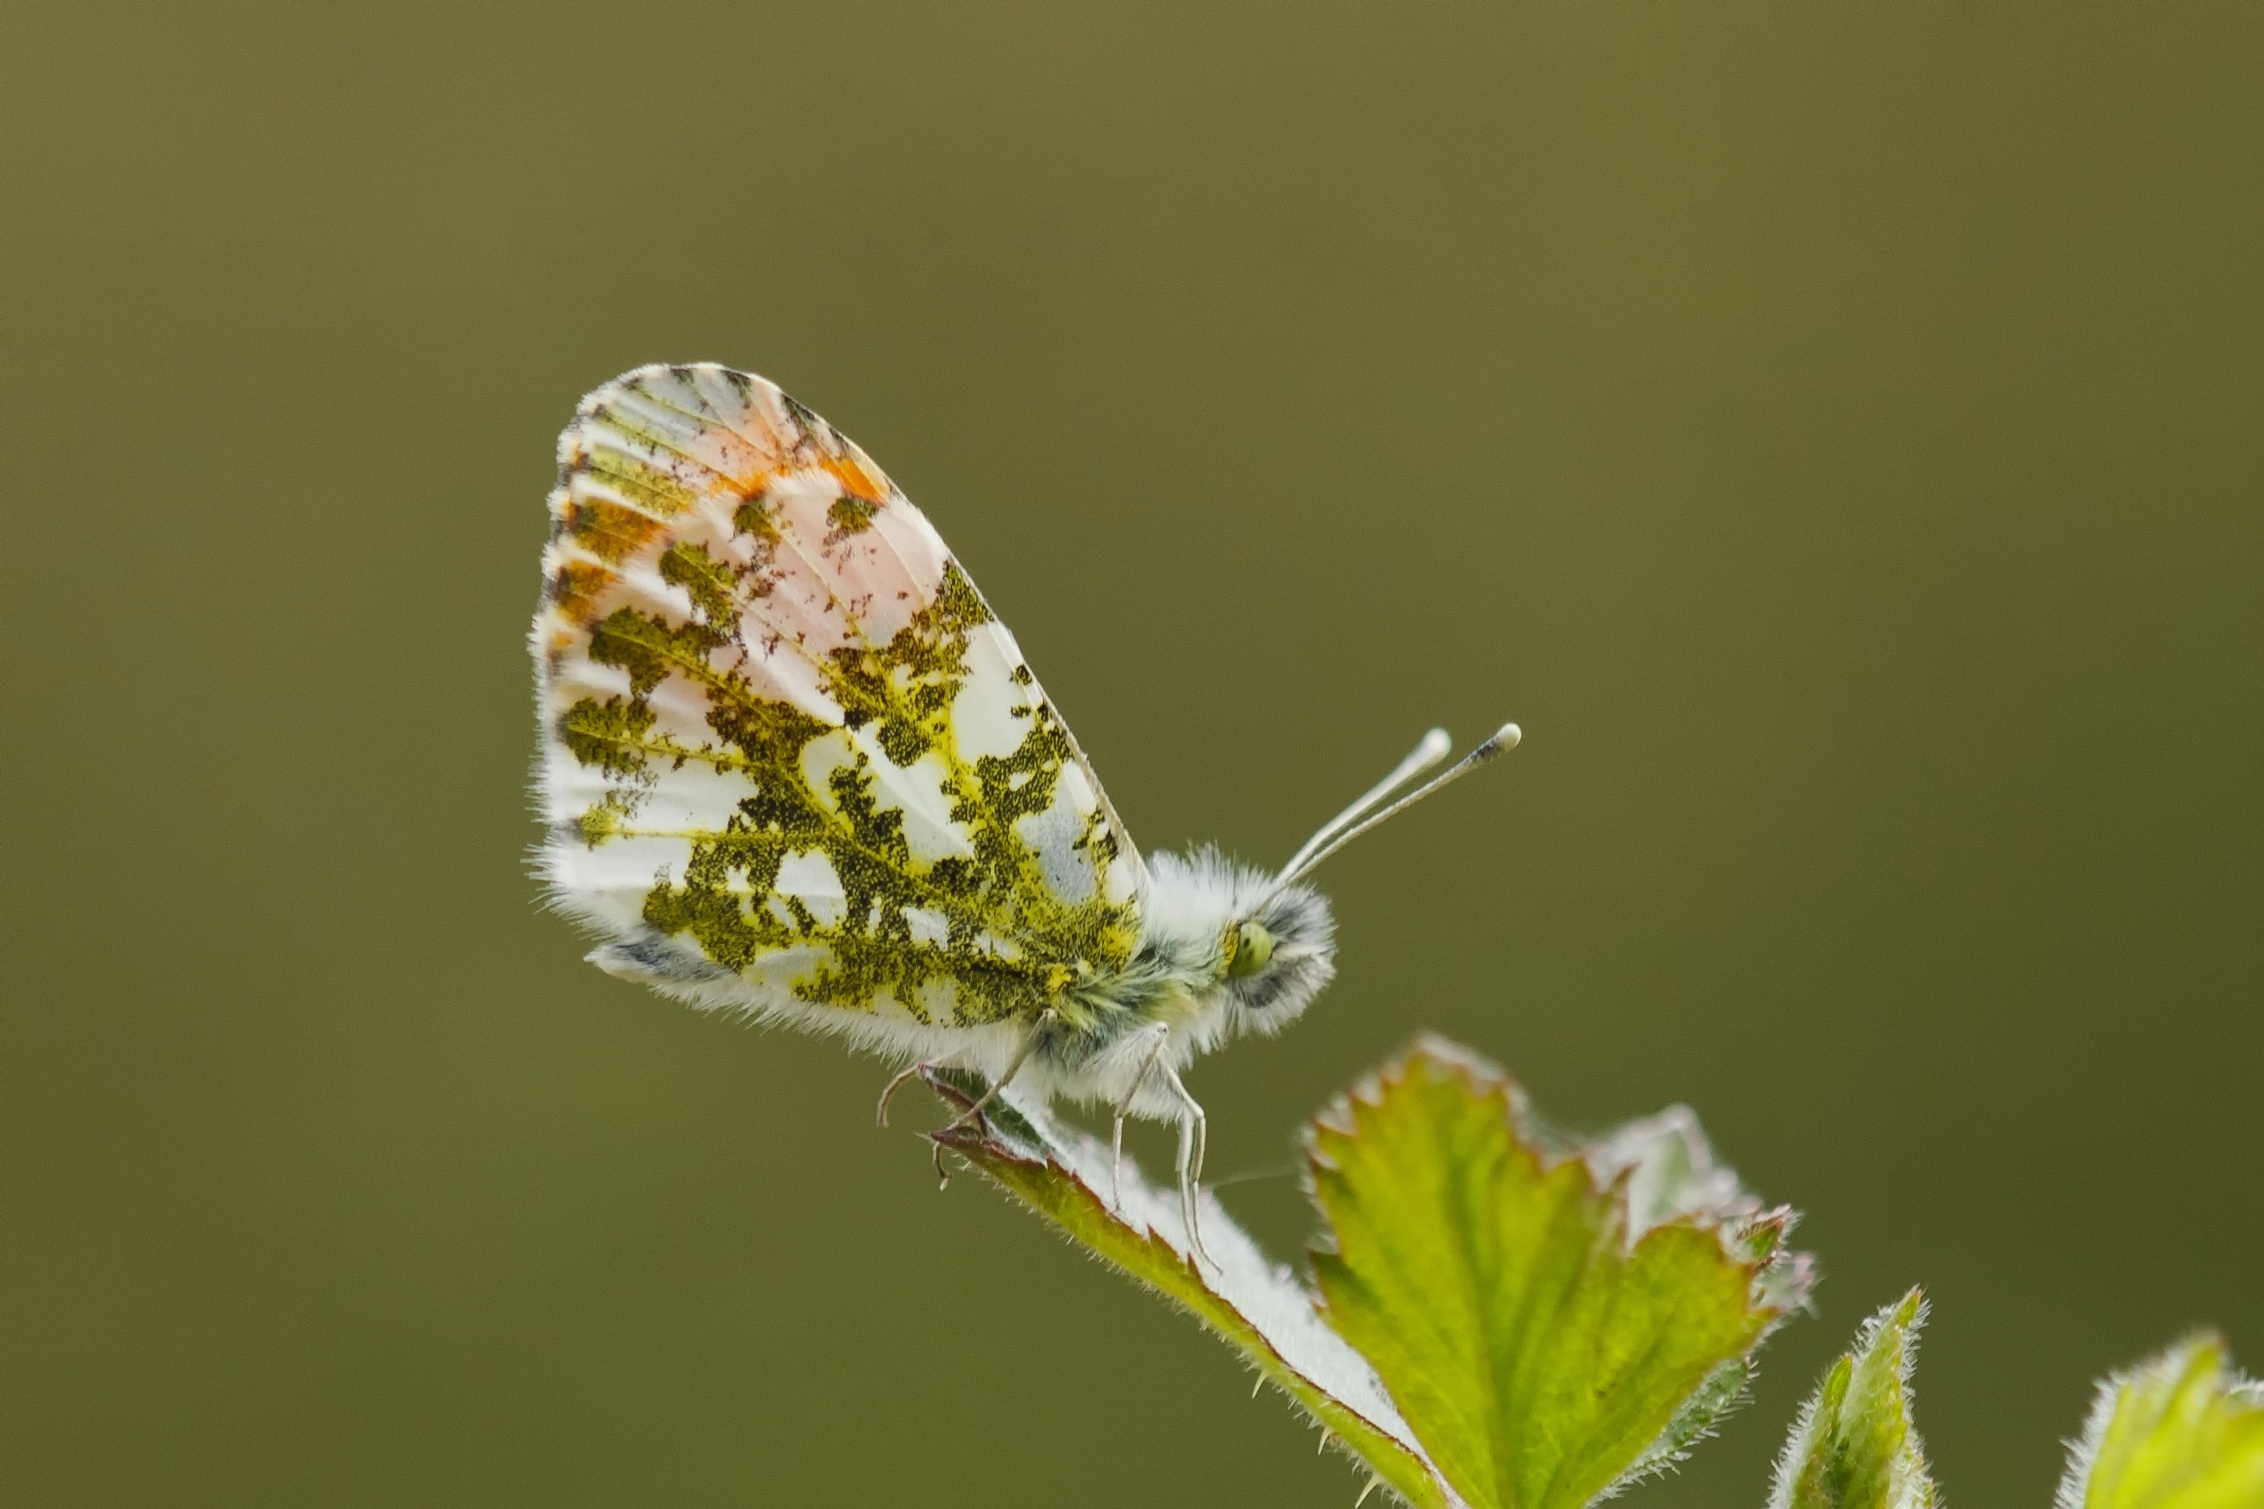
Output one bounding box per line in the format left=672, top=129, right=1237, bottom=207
left=1303, top=1036, right=1813, bottom=1509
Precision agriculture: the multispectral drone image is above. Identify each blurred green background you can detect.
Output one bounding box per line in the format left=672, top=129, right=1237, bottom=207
left=4, top=2, right=2258, bottom=1504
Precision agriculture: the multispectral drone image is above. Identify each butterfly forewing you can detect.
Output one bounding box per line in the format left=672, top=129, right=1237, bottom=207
left=533, top=364, right=1142, bottom=1032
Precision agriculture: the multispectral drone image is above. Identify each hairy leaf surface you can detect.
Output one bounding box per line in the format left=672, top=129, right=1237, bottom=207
left=923, top=1068, right=1464, bottom=1509
left=1306, top=1038, right=1811, bottom=1509
left=1769, top=1290, right=1938, bottom=1509
left=2057, top=1335, right=2264, bottom=1509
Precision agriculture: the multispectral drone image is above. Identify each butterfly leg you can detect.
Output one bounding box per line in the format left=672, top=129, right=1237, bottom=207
left=1108, top=1024, right=1173, bottom=1207
left=942, top=1009, right=1056, bottom=1133
left=1156, top=1062, right=1214, bottom=1268
left=874, top=1061, right=933, bottom=1127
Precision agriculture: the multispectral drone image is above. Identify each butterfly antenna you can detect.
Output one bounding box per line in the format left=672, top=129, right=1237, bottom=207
left=1273, top=722, right=1521, bottom=889
left=1275, top=728, right=1453, bottom=884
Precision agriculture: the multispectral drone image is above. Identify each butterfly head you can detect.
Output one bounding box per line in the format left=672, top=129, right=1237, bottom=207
left=1130, top=723, right=1522, bottom=1051
left=1214, top=875, right=1337, bottom=1031
left=1138, top=848, right=1337, bottom=1042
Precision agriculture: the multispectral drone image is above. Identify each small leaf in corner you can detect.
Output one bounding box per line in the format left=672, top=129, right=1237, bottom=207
left=2056, top=1334, right=2264, bottom=1509
left=1768, top=1289, right=1938, bottom=1509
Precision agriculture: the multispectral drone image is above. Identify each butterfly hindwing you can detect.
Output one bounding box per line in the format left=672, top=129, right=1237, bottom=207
left=533, top=364, right=1142, bottom=1034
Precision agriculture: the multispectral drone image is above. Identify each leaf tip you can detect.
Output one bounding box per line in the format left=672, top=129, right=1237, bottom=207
left=1769, top=1288, right=1937, bottom=1509
left=2055, top=1330, right=2264, bottom=1509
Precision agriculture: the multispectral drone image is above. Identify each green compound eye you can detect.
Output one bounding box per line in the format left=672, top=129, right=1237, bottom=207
left=1224, top=921, right=1276, bottom=979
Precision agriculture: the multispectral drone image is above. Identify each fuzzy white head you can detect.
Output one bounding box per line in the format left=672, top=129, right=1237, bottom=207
left=1134, top=846, right=1340, bottom=1050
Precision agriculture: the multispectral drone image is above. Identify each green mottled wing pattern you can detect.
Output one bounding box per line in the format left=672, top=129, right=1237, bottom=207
left=532, top=364, right=1142, bottom=1038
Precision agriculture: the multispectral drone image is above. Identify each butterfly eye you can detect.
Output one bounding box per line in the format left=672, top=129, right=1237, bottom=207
left=1224, top=921, right=1276, bottom=979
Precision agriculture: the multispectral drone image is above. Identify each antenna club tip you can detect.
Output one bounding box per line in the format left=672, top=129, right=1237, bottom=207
left=1474, top=722, right=1520, bottom=758
left=1418, top=727, right=1452, bottom=755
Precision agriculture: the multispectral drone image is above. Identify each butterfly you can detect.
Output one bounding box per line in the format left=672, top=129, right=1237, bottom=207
left=531, top=363, right=1517, bottom=1257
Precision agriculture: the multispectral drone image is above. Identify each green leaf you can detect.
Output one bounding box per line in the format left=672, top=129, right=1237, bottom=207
left=1768, top=1289, right=1939, bottom=1509
left=1306, top=1037, right=1811, bottom=1509
left=921, top=1068, right=1464, bottom=1509
left=2056, top=1335, right=2264, bottom=1509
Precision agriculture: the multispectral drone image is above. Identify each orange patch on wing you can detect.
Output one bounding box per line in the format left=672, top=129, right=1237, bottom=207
left=548, top=560, right=618, bottom=625
left=564, top=497, right=668, bottom=563
left=821, top=455, right=891, bottom=504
